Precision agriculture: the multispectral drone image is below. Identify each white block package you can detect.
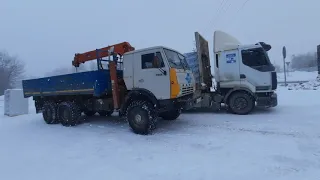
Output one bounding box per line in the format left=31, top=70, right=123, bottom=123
left=4, top=89, right=29, bottom=117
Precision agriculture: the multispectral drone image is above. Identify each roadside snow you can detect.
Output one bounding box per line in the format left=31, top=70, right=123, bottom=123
left=0, top=87, right=319, bottom=180
left=287, top=79, right=320, bottom=90
left=277, top=71, right=317, bottom=82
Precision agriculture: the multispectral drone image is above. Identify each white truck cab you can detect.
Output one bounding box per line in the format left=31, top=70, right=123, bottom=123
left=123, top=46, right=196, bottom=111
left=184, top=31, right=277, bottom=115
left=214, top=31, right=277, bottom=93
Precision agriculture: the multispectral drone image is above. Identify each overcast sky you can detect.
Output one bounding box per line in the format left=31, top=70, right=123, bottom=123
left=1, top=0, right=320, bottom=77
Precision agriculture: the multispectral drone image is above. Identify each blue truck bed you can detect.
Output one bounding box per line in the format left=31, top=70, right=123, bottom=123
left=22, top=70, right=123, bottom=98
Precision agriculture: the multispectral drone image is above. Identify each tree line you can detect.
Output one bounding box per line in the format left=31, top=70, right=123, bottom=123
left=0, top=50, right=25, bottom=95
left=290, top=52, right=318, bottom=70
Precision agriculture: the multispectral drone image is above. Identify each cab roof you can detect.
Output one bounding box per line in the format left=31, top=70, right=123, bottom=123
left=124, top=46, right=183, bottom=55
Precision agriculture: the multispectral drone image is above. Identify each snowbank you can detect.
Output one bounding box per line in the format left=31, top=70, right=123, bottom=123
left=287, top=79, right=320, bottom=90
left=277, top=71, right=318, bottom=82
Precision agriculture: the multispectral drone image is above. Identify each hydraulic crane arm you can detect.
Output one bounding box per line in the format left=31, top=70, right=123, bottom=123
left=72, top=42, right=135, bottom=67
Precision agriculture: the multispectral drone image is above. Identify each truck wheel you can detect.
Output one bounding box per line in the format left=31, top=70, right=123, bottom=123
left=42, top=102, right=59, bottom=124
left=98, top=111, right=113, bottom=117
left=160, top=108, right=181, bottom=120
left=228, top=92, right=255, bottom=115
left=126, top=100, right=157, bottom=135
left=84, top=111, right=96, bottom=116
left=58, top=102, right=81, bottom=127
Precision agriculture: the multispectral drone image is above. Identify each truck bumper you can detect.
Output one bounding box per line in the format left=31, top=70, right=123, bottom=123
left=256, top=92, right=278, bottom=108
left=181, top=96, right=202, bottom=110
left=158, top=94, right=197, bottom=112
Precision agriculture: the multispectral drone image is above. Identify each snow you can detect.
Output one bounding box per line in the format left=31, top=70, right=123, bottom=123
left=277, top=71, right=320, bottom=90
left=0, top=72, right=320, bottom=179
left=277, top=71, right=318, bottom=82
left=287, top=79, right=320, bottom=90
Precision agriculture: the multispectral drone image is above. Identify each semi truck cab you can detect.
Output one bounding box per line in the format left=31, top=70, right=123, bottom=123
left=213, top=31, right=277, bottom=109
left=184, top=31, right=277, bottom=115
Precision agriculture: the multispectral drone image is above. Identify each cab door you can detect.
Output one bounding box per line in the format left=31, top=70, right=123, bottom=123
left=239, top=47, right=272, bottom=91
left=217, top=49, right=241, bottom=87
left=133, top=49, right=170, bottom=100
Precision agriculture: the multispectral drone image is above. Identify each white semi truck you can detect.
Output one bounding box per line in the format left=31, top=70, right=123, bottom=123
left=184, top=31, right=278, bottom=115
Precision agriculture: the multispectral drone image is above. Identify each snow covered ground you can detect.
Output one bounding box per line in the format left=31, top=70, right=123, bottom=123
left=1, top=72, right=320, bottom=180
left=277, top=70, right=320, bottom=90
left=277, top=70, right=318, bottom=82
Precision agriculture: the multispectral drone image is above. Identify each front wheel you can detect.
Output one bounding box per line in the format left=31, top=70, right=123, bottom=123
left=159, top=108, right=181, bottom=120
left=228, top=92, right=255, bottom=115
left=126, top=100, right=157, bottom=135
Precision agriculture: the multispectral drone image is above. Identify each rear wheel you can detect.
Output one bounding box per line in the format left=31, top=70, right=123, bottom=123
left=160, top=108, right=181, bottom=120
left=228, top=92, right=255, bottom=115
left=126, top=100, right=157, bottom=135
left=58, top=102, right=81, bottom=126
left=42, top=101, right=59, bottom=124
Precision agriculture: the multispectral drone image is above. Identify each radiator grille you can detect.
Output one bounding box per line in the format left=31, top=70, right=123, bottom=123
left=181, top=85, right=194, bottom=96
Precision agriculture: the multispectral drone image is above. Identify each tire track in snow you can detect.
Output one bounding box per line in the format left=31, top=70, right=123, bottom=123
left=165, top=121, right=320, bottom=139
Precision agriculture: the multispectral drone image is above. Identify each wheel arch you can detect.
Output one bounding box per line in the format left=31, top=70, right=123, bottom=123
left=119, top=88, right=158, bottom=115
left=224, top=87, right=255, bottom=104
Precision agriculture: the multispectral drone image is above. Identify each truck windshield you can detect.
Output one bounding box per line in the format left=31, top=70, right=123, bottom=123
left=241, top=47, right=272, bottom=67
left=164, top=48, right=189, bottom=70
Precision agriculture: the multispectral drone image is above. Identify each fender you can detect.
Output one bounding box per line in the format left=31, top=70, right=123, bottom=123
left=223, top=87, right=255, bottom=103
left=119, top=88, right=158, bottom=115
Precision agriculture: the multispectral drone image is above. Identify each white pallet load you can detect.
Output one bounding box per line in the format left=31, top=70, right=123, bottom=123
left=4, top=89, right=29, bottom=117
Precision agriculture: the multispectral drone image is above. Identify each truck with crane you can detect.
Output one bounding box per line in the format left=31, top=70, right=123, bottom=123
left=184, top=31, right=278, bottom=114
left=22, top=42, right=197, bottom=135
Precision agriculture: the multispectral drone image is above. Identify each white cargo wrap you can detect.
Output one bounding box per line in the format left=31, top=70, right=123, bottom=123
left=4, top=89, right=29, bottom=117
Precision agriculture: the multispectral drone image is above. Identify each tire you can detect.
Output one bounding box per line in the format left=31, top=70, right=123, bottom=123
left=84, top=111, right=96, bottom=116
left=126, top=100, right=158, bottom=135
left=228, top=92, right=255, bottom=115
left=160, top=108, right=181, bottom=120
left=98, top=110, right=113, bottom=116
left=58, top=102, right=81, bottom=127
left=42, top=101, right=59, bottom=124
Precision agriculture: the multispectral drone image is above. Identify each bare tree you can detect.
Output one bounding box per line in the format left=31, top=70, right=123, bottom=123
left=0, top=50, right=25, bottom=95
left=291, top=52, right=317, bottom=70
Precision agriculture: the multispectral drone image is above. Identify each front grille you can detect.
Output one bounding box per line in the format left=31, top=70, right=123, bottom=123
left=271, top=71, right=277, bottom=90
left=181, top=86, right=194, bottom=96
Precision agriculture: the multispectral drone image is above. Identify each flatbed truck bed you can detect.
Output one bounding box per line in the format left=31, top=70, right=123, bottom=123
left=23, top=70, right=123, bottom=98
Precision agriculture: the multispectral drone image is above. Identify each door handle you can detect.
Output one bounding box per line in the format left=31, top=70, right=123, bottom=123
left=138, top=79, right=144, bottom=83
left=240, top=74, right=246, bottom=79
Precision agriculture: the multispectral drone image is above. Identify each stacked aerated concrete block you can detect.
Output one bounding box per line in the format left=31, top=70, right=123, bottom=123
left=4, top=89, right=29, bottom=117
